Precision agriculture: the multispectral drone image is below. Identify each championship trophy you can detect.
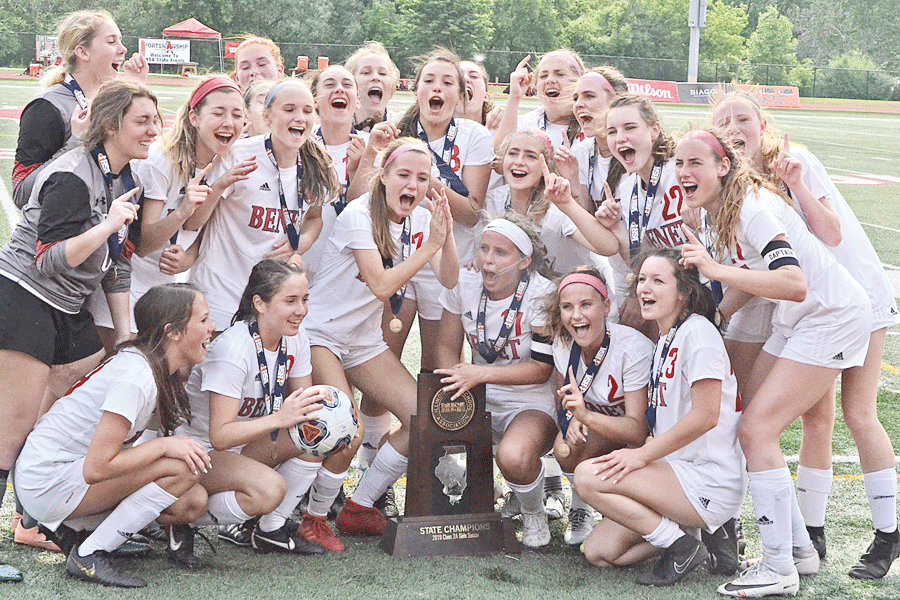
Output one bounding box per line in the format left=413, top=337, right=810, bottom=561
left=380, top=373, right=520, bottom=558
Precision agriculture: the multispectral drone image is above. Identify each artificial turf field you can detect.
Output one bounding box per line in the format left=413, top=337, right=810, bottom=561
left=0, top=72, right=898, bottom=599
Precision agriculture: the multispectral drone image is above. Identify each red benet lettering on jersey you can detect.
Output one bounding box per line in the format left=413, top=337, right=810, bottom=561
left=466, top=333, right=522, bottom=361
left=237, top=397, right=268, bottom=418
left=248, top=206, right=301, bottom=234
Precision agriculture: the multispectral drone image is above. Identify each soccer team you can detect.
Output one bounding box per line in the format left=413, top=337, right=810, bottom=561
left=0, top=9, right=897, bottom=597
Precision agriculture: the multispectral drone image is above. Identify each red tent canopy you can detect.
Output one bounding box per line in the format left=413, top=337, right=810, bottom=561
left=162, top=18, right=223, bottom=70
left=162, top=18, right=220, bottom=39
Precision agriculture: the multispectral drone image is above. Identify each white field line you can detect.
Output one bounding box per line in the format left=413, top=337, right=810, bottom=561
left=861, top=222, right=900, bottom=235
left=783, top=455, right=900, bottom=464
left=0, top=173, right=20, bottom=229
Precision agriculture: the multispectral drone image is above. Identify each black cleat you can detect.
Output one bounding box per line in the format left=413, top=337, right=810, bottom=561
left=218, top=517, right=257, bottom=548
left=703, top=517, right=740, bottom=575
left=111, top=536, right=152, bottom=558
left=806, top=525, right=826, bottom=559
left=637, top=534, right=709, bottom=586
left=251, top=519, right=326, bottom=555
left=328, top=485, right=347, bottom=520
left=849, top=529, right=900, bottom=580
left=66, top=545, right=146, bottom=588
left=374, top=486, right=400, bottom=519
left=167, top=524, right=201, bottom=569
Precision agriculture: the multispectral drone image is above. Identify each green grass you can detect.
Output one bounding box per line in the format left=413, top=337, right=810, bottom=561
left=1, top=81, right=900, bottom=598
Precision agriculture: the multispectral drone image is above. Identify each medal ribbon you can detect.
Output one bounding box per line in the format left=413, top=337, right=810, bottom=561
left=315, top=126, right=358, bottom=216
left=90, top=144, right=134, bottom=263
left=702, top=213, right=723, bottom=305
left=646, top=319, right=683, bottom=436
left=475, top=270, right=529, bottom=364
left=557, top=329, right=611, bottom=434
left=248, top=320, right=289, bottom=442
left=61, top=74, right=89, bottom=111
left=628, top=159, right=663, bottom=262
left=381, top=217, right=412, bottom=318
left=264, top=134, right=303, bottom=250
left=417, top=118, right=469, bottom=196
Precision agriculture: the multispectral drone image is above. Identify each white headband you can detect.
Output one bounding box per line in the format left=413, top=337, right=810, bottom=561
left=484, top=219, right=533, bottom=257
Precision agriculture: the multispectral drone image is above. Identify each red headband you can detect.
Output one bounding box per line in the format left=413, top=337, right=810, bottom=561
left=519, top=127, right=554, bottom=157
left=384, top=142, right=430, bottom=168
left=683, top=129, right=726, bottom=160
left=582, top=71, right=617, bottom=96
left=190, top=77, right=241, bottom=110
left=559, top=273, right=608, bottom=299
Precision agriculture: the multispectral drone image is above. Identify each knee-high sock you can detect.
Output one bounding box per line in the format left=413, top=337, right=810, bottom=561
left=358, top=412, right=392, bottom=469
left=796, top=465, right=831, bottom=528
left=643, top=517, right=683, bottom=549
left=506, top=464, right=545, bottom=515
left=307, top=468, right=347, bottom=518
left=864, top=468, right=898, bottom=533
left=352, top=441, right=406, bottom=508
left=78, top=482, right=176, bottom=557
left=197, top=491, right=254, bottom=526
left=258, top=458, right=319, bottom=532
left=748, top=468, right=796, bottom=575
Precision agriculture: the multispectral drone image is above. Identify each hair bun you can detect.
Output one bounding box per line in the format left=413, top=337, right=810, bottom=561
left=288, top=254, right=304, bottom=268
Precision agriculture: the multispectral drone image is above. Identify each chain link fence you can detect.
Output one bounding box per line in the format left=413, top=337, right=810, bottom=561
left=2, top=32, right=897, bottom=101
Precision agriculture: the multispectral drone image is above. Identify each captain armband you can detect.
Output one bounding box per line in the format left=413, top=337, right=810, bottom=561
left=761, top=239, right=799, bottom=271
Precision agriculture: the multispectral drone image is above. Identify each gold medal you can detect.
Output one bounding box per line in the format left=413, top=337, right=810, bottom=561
left=389, top=317, right=403, bottom=333
left=557, top=443, right=571, bottom=459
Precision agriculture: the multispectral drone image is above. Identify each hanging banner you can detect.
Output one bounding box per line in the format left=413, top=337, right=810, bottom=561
left=139, top=39, right=191, bottom=64
left=626, top=79, right=680, bottom=103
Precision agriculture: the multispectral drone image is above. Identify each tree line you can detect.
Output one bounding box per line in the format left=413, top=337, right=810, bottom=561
left=1, top=0, right=897, bottom=99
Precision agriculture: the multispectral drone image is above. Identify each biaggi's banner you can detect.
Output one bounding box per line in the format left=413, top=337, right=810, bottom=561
left=626, top=79, right=680, bottom=103
left=139, top=39, right=191, bottom=65
left=677, top=82, right=800, bottom=108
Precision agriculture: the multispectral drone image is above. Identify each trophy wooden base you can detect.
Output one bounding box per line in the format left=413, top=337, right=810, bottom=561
left=380, top=512, right=520, bottom=559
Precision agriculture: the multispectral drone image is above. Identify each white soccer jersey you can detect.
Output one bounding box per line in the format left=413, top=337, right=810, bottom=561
left=551, top=322, right=654, bottom=416
left=484, top=186, right=593, bottom=276
left=305, top=131, right=371, bottom=286
left=720, top=188, right=869, bottom=335
left=652, top=314, right=743, bottom=502
left=131, top=144, right=226, bottom=297
left=516, top=108, right=585, bottom=149
left=425, top=119, right=495, bottom=265
left=189, top=135, right=318, bottom=328
left=178, top=320, right=312, bottom=450
left=20, top=348, right=158, bottom=465
left=304, top=195, right=433, bottom=343
left=785, top=146, right=898, bottom=329
left=440, top=268, right=557, bottom=409
left=572, top=138, right=612, bottom=208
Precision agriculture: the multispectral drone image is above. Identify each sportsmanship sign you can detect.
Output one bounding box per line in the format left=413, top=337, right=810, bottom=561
left=139, top=39, right=191, bottom=65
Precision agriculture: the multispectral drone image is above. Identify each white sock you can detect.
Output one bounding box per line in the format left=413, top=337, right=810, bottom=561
left=506, top=464, right=545, bottom=515
left=78, top=482, right=176, bottom=556
left=307, top=468, right=347, bottom=518
left=352, top=441, right=407, bottom=508
left=796, top=465, right=831, bottom=528
left=258, top=458, right=319, bottom=532
left=789, top=490, right=812, bottom=548
left=358, top=412, right=392, bottom=469
left=543, top=455, right=562, bottom=478
left=643, top=517, right=683, bottom=549
left=199, top=491, right=254, bottom=526
left=864, top=468, right=898, bottom=533
left=748, top=468, right=795, bottom=575
left=564, top=472, right=592, bottom=513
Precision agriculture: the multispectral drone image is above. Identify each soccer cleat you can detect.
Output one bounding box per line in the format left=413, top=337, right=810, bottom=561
left=544, top=490, right=566, bottom=521
left=166, top=524, right=201, bottom=569
left=563, top=507, right=594, bottom=546
left=251, top=519, right=326, bottom=555
left=139, top=523, right=168, bottom=543
left=111, top=536, right=152, bottom=558
left=521, top=511, right=551, bottom=549
left=739, top=544, right=820, bottom=576
left=299, top=514, right=344, bottom=552
left=9, top=512, right=21, bottom=532
left=500, top=491, right=521, bottom=518
left=703, top=518, right=741, bottom=575
left=735, top=518, right=747, bottom=557
left=848, top=529, right=900, bottom=580
left=717, top=562, right=799, bottom=597
left=66, top=545, right=146, bottom=588
left=336, top=499, right=387, bottom=536
left=0, top=562, right=23, bottom=583
left=14, top=520, right=61, bottom=552
left=806, top=525, right=826, bottom=559
left=218, top=518, right=257, bottom=547
left=374, top=486, right=399, bottom=519
left=637, top=534, right=709, bottom=586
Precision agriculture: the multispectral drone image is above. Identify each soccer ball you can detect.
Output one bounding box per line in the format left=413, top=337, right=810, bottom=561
left=288, top=385, right=358, bottom=457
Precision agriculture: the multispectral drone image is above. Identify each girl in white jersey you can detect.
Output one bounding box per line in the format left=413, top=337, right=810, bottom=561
left=303, top=139, right=457, bottom=537
left=189, top=79, right=339, bottom=330
left=544, top=266, right=653, bottom=546
left=676, top=128, right=872, bottom=597
left=485, top=128, right=599, bottom=277
left=495, top=50, right=585, bottom=152
left=304, top=65, right=370, bottom=283
left=713, top=94, right=900, bottom=579
left=232, top=36, right=284, bottom=91
left=16, top=283, right=214, bottom=588
left=555, top=66, right=628, bottom=212
left=345, top=42, right=402, bottom=131
left=180, top=258, right=356, bottom=555
left=434, top=214, right=557, bottom=548
left=575, top=248, right=743, bottom=587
